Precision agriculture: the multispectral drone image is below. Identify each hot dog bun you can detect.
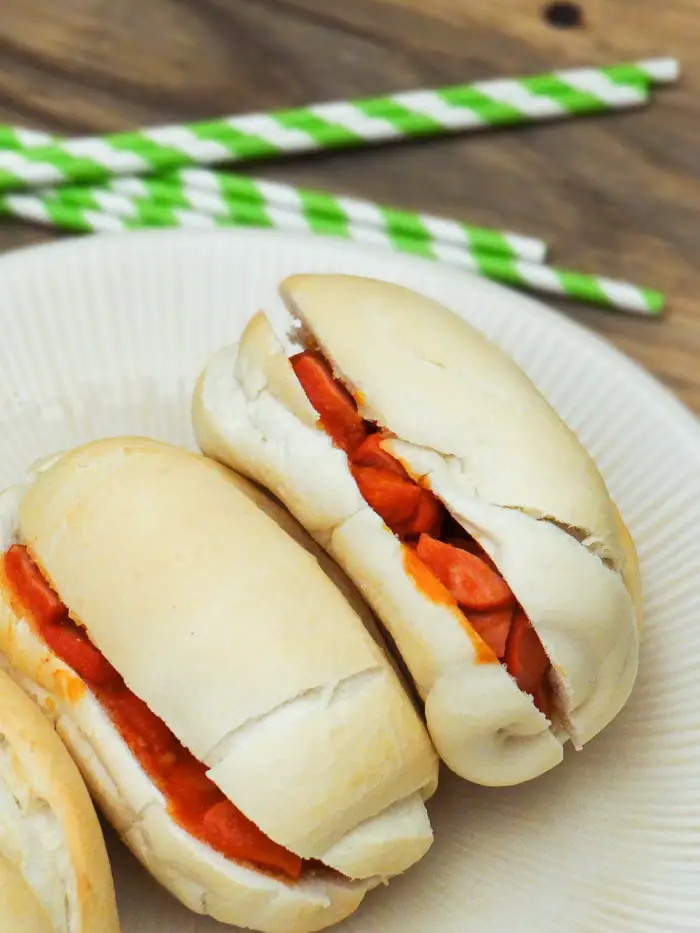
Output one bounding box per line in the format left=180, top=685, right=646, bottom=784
left=192, top=273, right=640, bottom=787
left=0, top=667, right=120, bottom=933
left=0, top=437, right=438, bottom=932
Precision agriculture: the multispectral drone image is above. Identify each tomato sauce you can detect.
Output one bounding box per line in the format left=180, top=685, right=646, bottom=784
left=3, top=545, right=302, bottom=880
left=290, top=350, right=552, bottom=716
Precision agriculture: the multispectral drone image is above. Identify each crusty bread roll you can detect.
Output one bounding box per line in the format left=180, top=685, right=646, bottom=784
left=193, top=273, right=641, bottom=788
left=0, top=667, right=120, bottom=933
left=0, top=437, right=438, bottom=933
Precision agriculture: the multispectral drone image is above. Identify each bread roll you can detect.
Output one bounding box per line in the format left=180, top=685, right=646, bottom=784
left=193, top=273, right=641, bottom=787
left=0, top=667, right=120, bottom=933
left=0, top=437, right=438, bottom=932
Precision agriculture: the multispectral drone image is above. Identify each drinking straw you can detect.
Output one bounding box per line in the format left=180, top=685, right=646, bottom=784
left=45, top=172, right=547, bottom=262
left=0, top=57, right=674, bottom=311
left=0, top=57, right=677, bottom=154
left=0, top=57, right=678, bottom=262
left=0, top=188, right=664, bottom=315
left=0, top=65, right=655, bottom=194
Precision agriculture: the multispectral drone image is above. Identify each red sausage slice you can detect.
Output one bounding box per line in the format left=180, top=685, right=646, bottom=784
left=352, top=465, right=422, bottom=533
left=353, top=433, right=405, bottom=475
left=416, top=535, right=515, bottom=611
left=290, top=350, right=367, bottom=454
left=504, top=608, right=551, bottom=699
left=466, top=608, right=514, bottom=659
left=4, top=544, right=67, bottom=626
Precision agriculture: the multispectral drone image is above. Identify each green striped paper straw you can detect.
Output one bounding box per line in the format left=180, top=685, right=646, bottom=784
left=7, top=116, right=548, bottom=261
left=0, top=57, right=676, bottom=154
left=0, top=57, right=676, bottom=261
left=0, top=188, right=664, bottom=316
left=44, top=172, right=546, bottom=262
left=0, top=64, right=654, bottom=194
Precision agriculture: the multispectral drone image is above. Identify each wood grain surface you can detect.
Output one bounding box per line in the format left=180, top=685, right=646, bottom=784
left=0, top=0, right=697, bottom=408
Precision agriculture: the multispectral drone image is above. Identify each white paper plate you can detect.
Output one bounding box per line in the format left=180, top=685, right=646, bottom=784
left=0, top=229, right=699, bottom=933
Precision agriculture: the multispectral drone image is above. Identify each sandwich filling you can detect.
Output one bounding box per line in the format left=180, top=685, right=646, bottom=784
left=2, top=545, right=304, bottom=881
left=290, top=350, right=553, bottom=717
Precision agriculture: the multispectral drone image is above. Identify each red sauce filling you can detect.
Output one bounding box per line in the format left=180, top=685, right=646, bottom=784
left=3, top=544, right=303, bottom=880
left=290, top=350, right=552, bottom=716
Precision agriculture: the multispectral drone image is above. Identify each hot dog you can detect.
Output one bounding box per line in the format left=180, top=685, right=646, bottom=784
left=0, top=437, right=438, bottom=932
left=0, top=667, right=120, bottom=933
left=192, top=273, right=642, bottom=787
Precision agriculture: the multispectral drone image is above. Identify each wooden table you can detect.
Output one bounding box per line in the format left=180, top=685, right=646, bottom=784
left=0, top=0, right=697, bottom=408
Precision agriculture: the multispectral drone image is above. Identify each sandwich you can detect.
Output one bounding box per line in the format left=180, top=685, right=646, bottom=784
left=0, top=436, right=438, bottom=932
left=0, top=665, right=120, bottom=932
left=193, top=273, right=642, bottom=787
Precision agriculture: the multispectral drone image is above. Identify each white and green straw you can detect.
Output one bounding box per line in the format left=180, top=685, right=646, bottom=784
left=42, top=171, right=543, bottom=262
left=2, top=138, right=550, bottom=262
left=0, top=188, right=664, bottom=315
left=0, top=59, right=676, bottom=193
left=0, top=56, right=678, bottom=263
left=0, top=57, right=675, bottom=313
